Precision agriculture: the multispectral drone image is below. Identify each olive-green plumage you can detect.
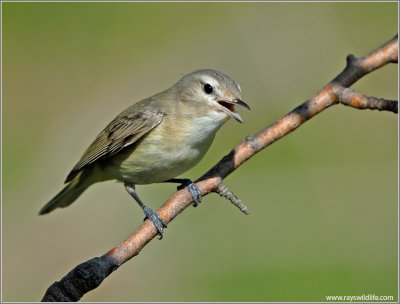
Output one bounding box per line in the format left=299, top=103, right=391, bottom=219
left=39, top=69, right=249, bottom=218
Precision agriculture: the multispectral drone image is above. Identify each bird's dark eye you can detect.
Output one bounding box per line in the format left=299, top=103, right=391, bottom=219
left=203, top=83, right=213, bottom=94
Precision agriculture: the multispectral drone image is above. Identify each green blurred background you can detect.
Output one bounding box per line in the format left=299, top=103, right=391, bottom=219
left=2, top=2, right=398, bottom=302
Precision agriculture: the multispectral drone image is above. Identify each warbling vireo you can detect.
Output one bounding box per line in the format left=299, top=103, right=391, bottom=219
left=39, top=69, right=249, bottom=238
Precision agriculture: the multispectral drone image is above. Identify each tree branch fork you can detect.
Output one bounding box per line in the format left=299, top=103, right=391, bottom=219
left=41, top=34, right=398, bottom=302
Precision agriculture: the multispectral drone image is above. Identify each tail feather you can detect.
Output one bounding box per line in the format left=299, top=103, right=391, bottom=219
left=39, top=171, right=91, bottom=215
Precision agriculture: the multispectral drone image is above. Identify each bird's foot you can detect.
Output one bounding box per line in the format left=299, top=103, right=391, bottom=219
left=142, top=206, right=167, bottom=239
left=177, top=179, right=202, bottom=207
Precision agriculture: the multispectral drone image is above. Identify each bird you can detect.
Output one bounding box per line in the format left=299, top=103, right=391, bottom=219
left=39, top=69, right=250, bottom=238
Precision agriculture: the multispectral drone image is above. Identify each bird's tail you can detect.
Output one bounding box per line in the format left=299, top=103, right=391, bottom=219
left=39, top=170, right=92, bottom=215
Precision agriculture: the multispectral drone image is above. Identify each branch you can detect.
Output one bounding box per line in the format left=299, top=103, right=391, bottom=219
left=333, top=86, right=398, bottom=113
left=41, top=34, right=398, bottom=302
left=216, top=183, right=250, bottom=215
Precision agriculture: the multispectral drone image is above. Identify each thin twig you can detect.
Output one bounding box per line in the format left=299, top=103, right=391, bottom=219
left=333, top=86, right=398, bottom=113
left=41, top=34, right=398, bottom=302
left=216, top=183, right=250, bottom=215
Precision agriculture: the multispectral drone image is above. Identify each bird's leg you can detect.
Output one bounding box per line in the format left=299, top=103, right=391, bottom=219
left=164, top=178, right=202, bottom=207
left=124, top=182, right=167, bottom=239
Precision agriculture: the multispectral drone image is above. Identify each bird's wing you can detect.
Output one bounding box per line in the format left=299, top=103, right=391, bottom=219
left=65, top=106, right=165, bottom=183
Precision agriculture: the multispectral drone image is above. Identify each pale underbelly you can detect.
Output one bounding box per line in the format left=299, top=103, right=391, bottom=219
left=102, top=137, right=213, bottom=185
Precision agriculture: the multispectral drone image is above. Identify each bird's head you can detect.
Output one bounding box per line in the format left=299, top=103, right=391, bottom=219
left=174, top=69, right=250, bottom=123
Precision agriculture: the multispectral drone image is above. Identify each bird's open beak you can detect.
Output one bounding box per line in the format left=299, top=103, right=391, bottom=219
left=218, top=98, right=250, bottom=123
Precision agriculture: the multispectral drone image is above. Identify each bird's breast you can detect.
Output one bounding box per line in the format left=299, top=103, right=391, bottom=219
left=110, top=114, right=224, bottom=184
